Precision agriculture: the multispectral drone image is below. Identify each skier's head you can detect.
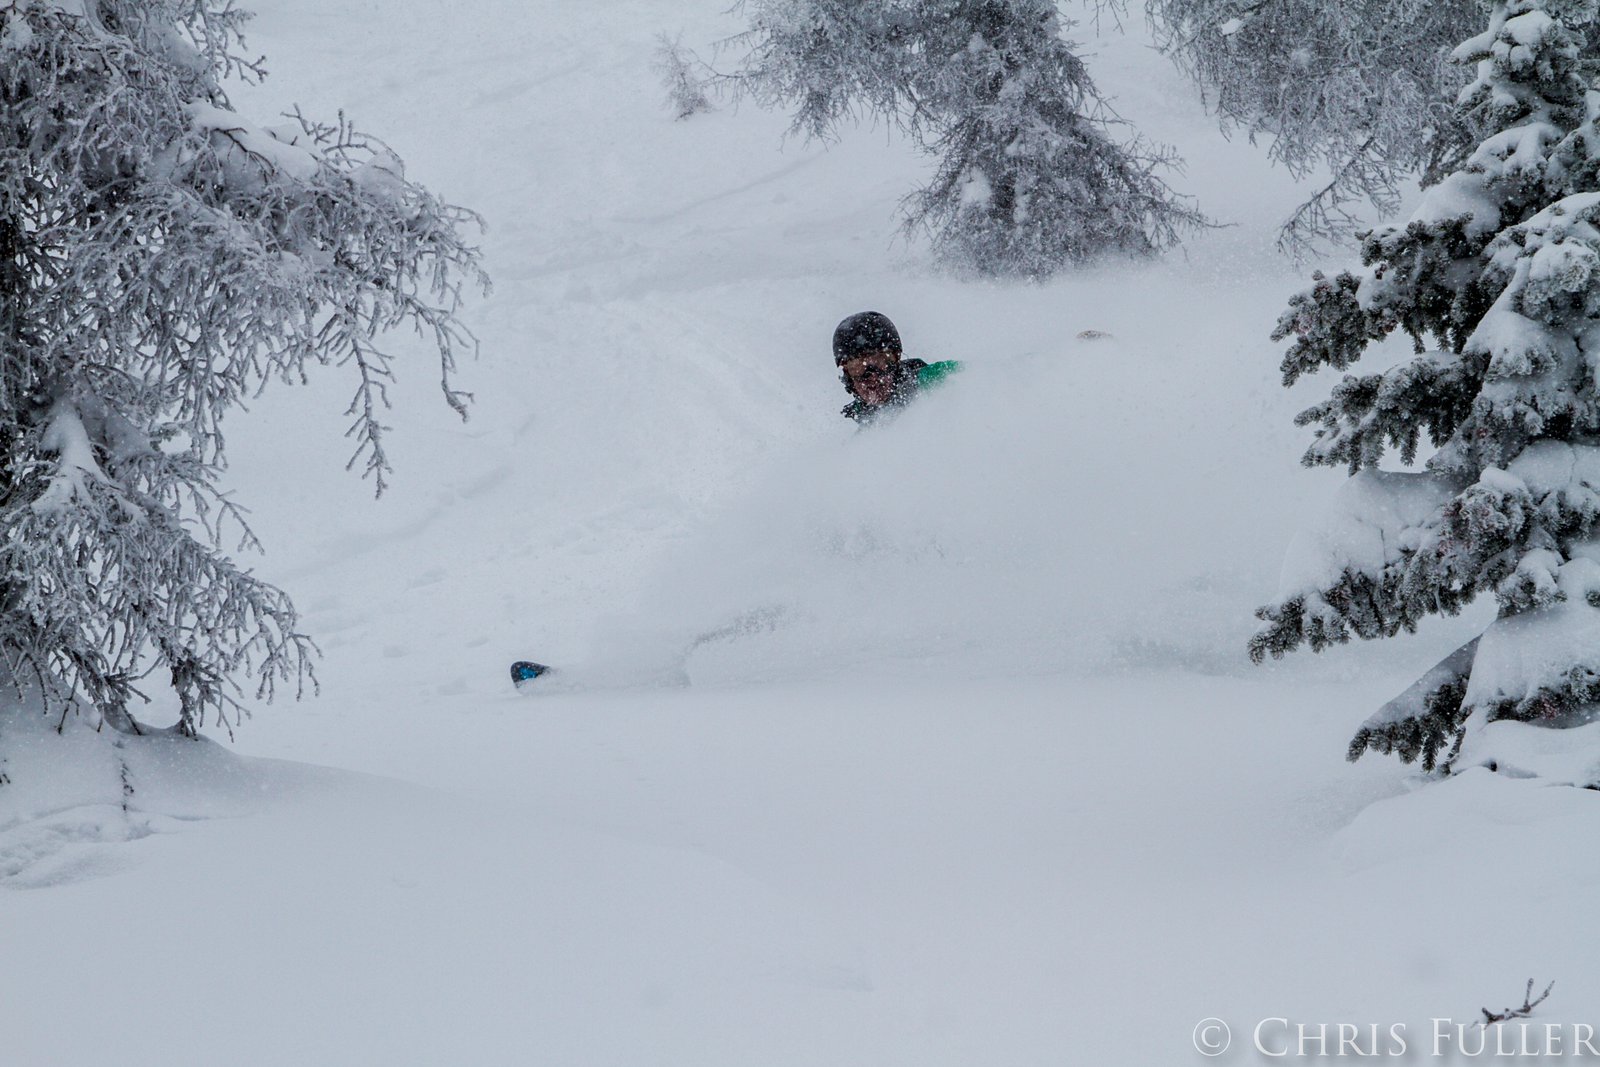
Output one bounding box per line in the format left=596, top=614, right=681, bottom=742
left=834, top=311, right=902, bottom=406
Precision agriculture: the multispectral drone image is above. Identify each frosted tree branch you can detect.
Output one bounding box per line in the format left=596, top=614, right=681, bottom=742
left=0, top=0, right=487, bottom=734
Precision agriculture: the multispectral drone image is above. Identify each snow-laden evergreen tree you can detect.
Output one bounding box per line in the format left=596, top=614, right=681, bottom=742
left=1117, top=0, right=1600, bottom=255
left=0, top=0, right=484, bottom=735
left=731, top=0, right=1203, bottom=275
left=1129, top=0, right=1480, bottom=255
left=1252, top=0, right=1600, bottom=773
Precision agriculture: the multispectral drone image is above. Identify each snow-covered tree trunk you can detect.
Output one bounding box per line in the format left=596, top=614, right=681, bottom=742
left=1255, top=0, right=1600, bottom=776
left=0, top=0, right=485, bottom=736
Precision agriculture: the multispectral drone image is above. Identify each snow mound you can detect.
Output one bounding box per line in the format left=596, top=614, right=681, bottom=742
left=1337, top=762, right=1600, bottom=877
left=1455, top=716, right=1600, bottom=784
left=0, top=692, right=328, bottom=889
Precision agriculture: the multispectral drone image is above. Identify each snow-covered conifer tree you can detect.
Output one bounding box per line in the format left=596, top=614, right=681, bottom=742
left=1253, top=0, right=1600, bottom=773
left=1128, top=0, right=1600, bottom=255
left=732, top=0, right=1203, bottom=275
left=0, top=0, right=485, bottom=735
left=1135, top=0, right=1479, bottom=255
left=906, top=0, right=1204, bottom=273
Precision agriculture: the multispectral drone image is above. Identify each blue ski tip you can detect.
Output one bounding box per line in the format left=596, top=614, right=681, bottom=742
left=510, top=660, right=552, bottom=686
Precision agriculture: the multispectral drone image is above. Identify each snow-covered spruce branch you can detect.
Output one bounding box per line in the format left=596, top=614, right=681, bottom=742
left=1344, top=640, right=1477, bottom=771
left=0, top=0, right=486, bottom=734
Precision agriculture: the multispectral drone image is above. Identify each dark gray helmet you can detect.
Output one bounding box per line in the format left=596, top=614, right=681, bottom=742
left=833, top=311, right=902, bottom=365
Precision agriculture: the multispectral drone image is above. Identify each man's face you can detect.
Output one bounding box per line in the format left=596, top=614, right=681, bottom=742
left=841, top=350, right=900, bottom=406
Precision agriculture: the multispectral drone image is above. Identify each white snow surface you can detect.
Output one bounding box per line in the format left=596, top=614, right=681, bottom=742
left=5, top=1, right=1598, bottom=1064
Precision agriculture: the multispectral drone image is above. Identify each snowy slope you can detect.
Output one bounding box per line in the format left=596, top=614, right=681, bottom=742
left=4, top=1, right=1596, bottom=1064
